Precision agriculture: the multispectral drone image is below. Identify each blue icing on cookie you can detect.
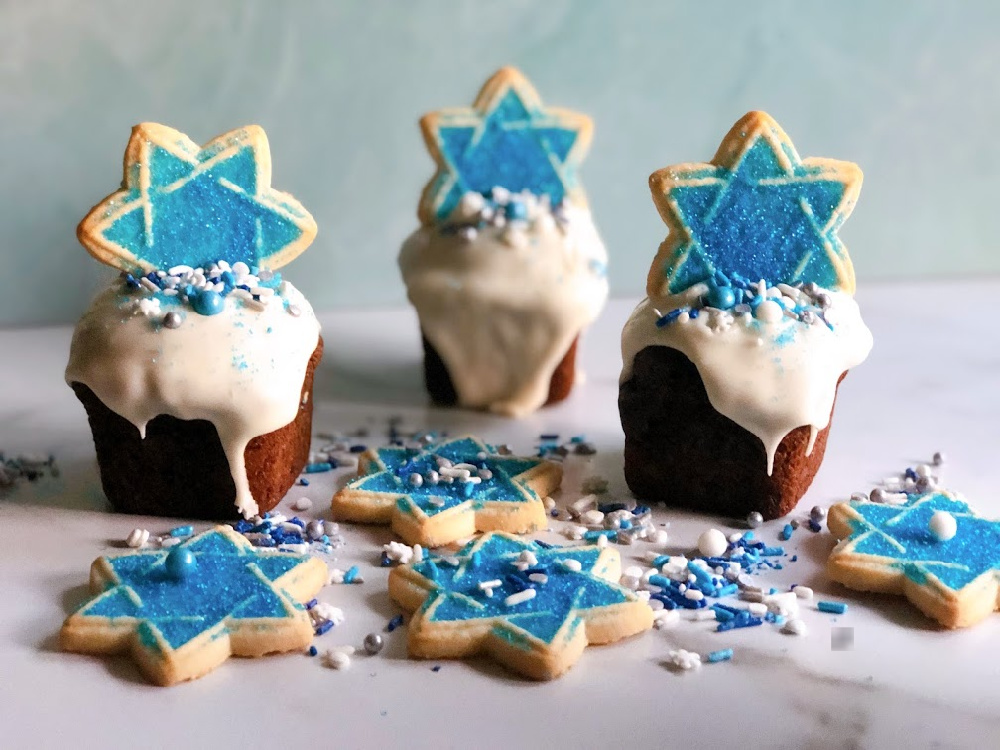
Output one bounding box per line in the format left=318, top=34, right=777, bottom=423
left=78, top=123, right=317, bottom=273
left=350, top=436, right=544, bottom=520
left=72, top=527, right=314, bottom=652
left=411, top=534, right=631, bottom=645
left=842, top=492, right=1000, bottom=591
left=648, top=111, right=861, bottom=296
left=419, top=67, right=592, bottom=224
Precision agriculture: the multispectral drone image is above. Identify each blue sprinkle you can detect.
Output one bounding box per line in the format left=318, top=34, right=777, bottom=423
left=233, top=519, right=253, bottom=532
left=505, top=200, right=528, bottom=221
left=905, top=468, right=918, bottom=481
left=550, top=509, right=559, bottom=517
left=761, top=546, right=785, bottom=557
left=539, top=433, right=559, bottom=441
left=431, top=665, right=441, bottom=673
left=535, top=540, right=555, bottom=549
left=570, top=436, right=585, bottom=443
left=349, top=445, right=367, bottom=453
left=305, top=598, right=318, bottom=610
left=308, top=645, right=318, bottom=657
left=716, top=583, right=739, bottom=598
left=314, top=619, right=334, bottom=636
left=343, top=565, right=361, bottom=584
left=687, top=562, right=714, bottom=587
left=304, top=462, right=333, bottom=474
left=790, top=555, right=798, bottom=562
left=807, top=519, right=822, bottom=533
left=583, top=529, right=617, bottom=541
left=780, top=524, right=794, bottom=541
left=712, top=607, right=735, bottom=623
left=707, top=648, right=733, bottom=664
left=689, top=308, right=700, bottom=319
left=743, top=531, right=755, bottom=540
left=655, top=307, right=687, bottom=328
left=597, top=502, right=628, bottom=513
left=387, top=615, right=404, bottom=632
left=170, top=525, right=194, bottom=538
left=380, top=552, right=393, bottom=567
left=817, top=600, right=848, bottom=615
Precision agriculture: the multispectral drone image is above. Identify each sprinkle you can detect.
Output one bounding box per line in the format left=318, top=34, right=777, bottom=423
left=707, top=648, right=733, bottom=664
left=125, top=528, right=150, bottom=548
left=321, top=649, right=351, bottom=670
left=504, top=589, right=537, bottom=607
left=387, top=615, right=404, bottom=632
left=667, top=649, right=701, bottom=671
left=304, top=462, right=333, bottom=474
left=169, top=525, right=194, bottom=538
left=343, top=565, right=361, bottom=584
left=792, top=585, right=814, bottom=600
left=779, top=524, right=794, bottom=541
left=817, top=600, right=848, bottom=615
left=308, top=645, right=318, bottom=657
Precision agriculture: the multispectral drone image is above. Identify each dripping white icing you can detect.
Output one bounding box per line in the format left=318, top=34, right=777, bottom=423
left=400, top=204, right=608, bottom=417
left=65, top=281, right=320, bottom=517
left=620, top=291, right=872, bottom=473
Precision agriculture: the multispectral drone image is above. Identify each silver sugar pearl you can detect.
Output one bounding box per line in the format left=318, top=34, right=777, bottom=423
left=162, top=311, right=183, bottom=329
left=746, top=511, right=764, bottom=529
left=915, top=476, right=936, bottom=494
left=932, top=451, right=945, bottom=466
left=816, top=292, right=832, bottom=309
left=363, top=633, right=384, bottom=655
left=870, top=488, right=887, bottom=503
left=810, top=505, right=827, bottom=523
left=306, top=520, right=325, bottom=540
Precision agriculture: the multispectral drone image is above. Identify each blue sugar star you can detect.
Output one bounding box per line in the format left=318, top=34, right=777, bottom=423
left=388, top=532, right=653, bottom=679
left=647, top=111, right=862, bottom=297
left=60, top=526, right=327, bottom=685
left=331, top=436, right=561, bottom=547
left=418, top=67, right=593, bottom=224
left=828, top=491, right=1000, bottom=628
left=77, top=123, right=317, bottom=273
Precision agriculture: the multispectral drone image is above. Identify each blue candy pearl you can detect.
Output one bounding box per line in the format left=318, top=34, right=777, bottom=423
left=706, top=285, right=737, bottom=310
left=193, top=290, right=225, bottom=316
left=165, top=547, right=196, bottom=580
left=505, top=200, right=528, bottom=221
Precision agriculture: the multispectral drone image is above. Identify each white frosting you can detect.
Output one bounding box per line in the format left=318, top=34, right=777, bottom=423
left=400, top=204, right=608, bottom=417
left=620, top=291, right=872, bottom=473
left=66, top=282, right=320, bottom=517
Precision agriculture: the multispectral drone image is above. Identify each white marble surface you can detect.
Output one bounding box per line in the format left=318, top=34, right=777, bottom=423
left=1, top=283, right=999, bottom=749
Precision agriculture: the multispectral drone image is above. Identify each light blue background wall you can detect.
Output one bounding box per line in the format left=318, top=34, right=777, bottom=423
left=2, top=0, right=998, bottom=325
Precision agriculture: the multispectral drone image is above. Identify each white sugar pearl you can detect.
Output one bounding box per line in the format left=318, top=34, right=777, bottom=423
left=697, top=528, right=728, bottom=558
left=754, top=299, right=784, bottom=323
left=929, top=511, right=957, bottom=542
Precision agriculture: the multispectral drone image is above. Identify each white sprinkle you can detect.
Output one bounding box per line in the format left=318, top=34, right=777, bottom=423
left=596, top=534, right=609, bottom=549
left=158, top=536, right=181, bottom=549
left=169, top=264, right=194, bottom=276
left=569, top=494, right=598, bottom=517
left=322, top=649, right=352, bottom=670
left=580, top=509, right=605, bottom=527
left=504, top=589, right=537, bottom=607
left=528, top=573, right=549, bottom=584
left=439, top=466, right=471, bottom=480
left=518, top=550, right=538, bottom=566
left=793, top=585, right=814, bottom=600
left=915, top=463, right=933, bottom=478
left=279, top=543, right=310, bottom=554
left=559, top=558, right=583, bottom=572
left=412, top=544, right=424, bottom=563
left=478, top=579, right=502, bottom=592
left=684, top=589, right=705, bottom=601
left=782, top=618, right=808, bottom=636
left=653, top=609, right=680, bottom=629
left=747, top=602, right=768, bottom=616
left=327, top=568, right=345, bottom=585
left=478, top=468, right=493, bottom=481
left=125, top=528, right=150, bottom=548
left=563, top=525, right=586, bottom=541
left=929, top=510, right=957, bottom=542
left=697, top=528, right=728, bottom=558
left=691, top=608, right=716, bottom=621
left=232, top=261, right=250, bottom=276
left=428, top=497, right=445, bottom=508
left=311, top=603, right=345, bottom=625
left=668, top=648, right=702, bottom=671
left=648, top=528, right=669, bottom=546
left=291, top=497, right=312, bottom=512
left=740, top=590, right=764, bottom=603
left=543, top=496, right=556, bottom=511
left=435, top=456, right=453, bottom=469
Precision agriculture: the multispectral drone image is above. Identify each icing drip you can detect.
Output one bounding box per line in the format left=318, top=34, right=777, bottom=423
left=66, top=281, right=320, bottom=517
left=620, top=290, right=872, bottom=473
left=400, top=203, right=607, bottom=417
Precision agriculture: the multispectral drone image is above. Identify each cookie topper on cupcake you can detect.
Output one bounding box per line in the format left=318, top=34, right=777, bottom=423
left=418, top=66, right=593, bottom=225
left=647, top=111, right=862, bottom=298
left=77, top=123, right=317, bottom=274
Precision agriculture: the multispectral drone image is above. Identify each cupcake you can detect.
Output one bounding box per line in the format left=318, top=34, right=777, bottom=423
left=399, top=67, right=608, bottom=417
left=67, top=123, right=322, bottom=520
left=619, top=112, right=873, bottom=520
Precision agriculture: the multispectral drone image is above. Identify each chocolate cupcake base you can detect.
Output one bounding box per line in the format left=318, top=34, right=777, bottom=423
left=72, top=338, right=323, bottom=520
left=619, top=345, right=843, bottom=520
left=422, top=333, right=579, bottom=409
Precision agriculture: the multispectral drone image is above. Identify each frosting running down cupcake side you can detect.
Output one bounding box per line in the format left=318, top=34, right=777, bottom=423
left=66, top=279, right=320, bottom=518
left=401, top=191, right=608, bottom=416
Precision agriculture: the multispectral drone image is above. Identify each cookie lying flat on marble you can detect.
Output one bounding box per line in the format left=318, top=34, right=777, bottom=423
left=827, top=490, right=1000, bottom=628
left=388, top=532, right=653, bottom=680
left=400, top=66, right=608, bottom=417
left=620, top=111, right=872, bottom=520
left=68, top=122, right=322, bottom=519
left=61, top=526, right=327, bottom=685
left=331, top=436, right=561, bottom=547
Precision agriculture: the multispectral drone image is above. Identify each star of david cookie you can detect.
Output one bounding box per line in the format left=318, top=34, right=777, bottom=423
left=60, top=526, right=327, bottom=685
left=332, top=436, right=562, bottom=547
left=417, top=66, right=593, bottom=225
left=77, top=122, right=317, bottom=273
left=388, top=532, right=653, bottom=680
left=646, top=110, right=862, bottom=298
left=828, top=491, right=1000, bottom=628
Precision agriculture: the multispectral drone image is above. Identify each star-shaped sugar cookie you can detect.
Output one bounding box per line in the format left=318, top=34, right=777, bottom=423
left=418, top=67, right=593, bottom=224
left=828, top=491, right=1000, bottom=628
left=331, top=436, right=561, bottom=547
left=388, top=532, right=653, bottom=679
left=77, top=123, right=317, bottom=273
left=646, top=111, right=862, bottom=297
left=61, top=526, right=327, bottom=685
